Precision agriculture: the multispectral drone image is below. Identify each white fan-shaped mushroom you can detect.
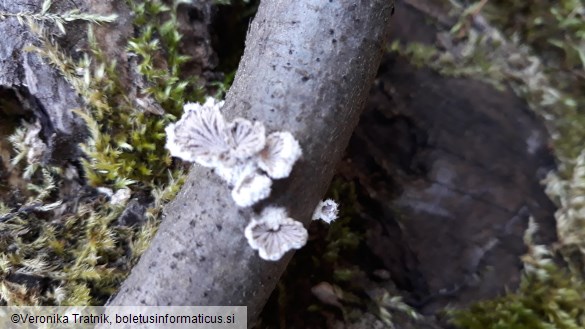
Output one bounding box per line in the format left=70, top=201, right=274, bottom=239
left=245, top=207, right=308, bottom=261
left=229, top=118, right=266, bottom=160
left=231, top=172, right=272, bottom=207
left=165, top=98, right=233, bottom=167
left=257, top=131, right=302, bottom=179
left=312, top=199, right=339, bottom=224
left=214, top=160, right=258, bottom=186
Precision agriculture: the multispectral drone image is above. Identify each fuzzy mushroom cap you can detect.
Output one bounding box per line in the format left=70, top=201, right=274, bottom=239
left=229, top=118, right=266, bottom=160
left=231, top=171, right=272, bottom=207
left=166, top=98, right=305, bottom=209
left=245, top=207, right=308, bottom=261
left=214, top=160, right=258, bottom=186
left=312, top=199, right=339, bottom=224
left=257, top=131, right=302, bottom=179
left=165, top=97, right=234, bottom=167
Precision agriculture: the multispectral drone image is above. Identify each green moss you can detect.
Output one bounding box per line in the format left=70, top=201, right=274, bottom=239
left=22, top=0, right=203, bottom=190
left=451, top=220, right=585, bottom=328
left=450, top=263, right=585, bottom=329
left=394, top=1, right=584, bottom=172
left=0, top=0, right=117, bottom=28
left=128, top=0, right=204, bottom=116
left=470, top=4, right=585, bottom=272
left=0, top=0, right=199, bottom=305
left=77, top=1, right=202, bottom=189
left=388, top=34, right=506, bottom=91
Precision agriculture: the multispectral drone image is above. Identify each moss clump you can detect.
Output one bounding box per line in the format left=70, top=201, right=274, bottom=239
left=476, top=0, right=585, bottom=284
left=476, top=0, right=585, bottom=167
left=20, top=0, right=205, bottom=191
left=128, top=0, right=204, bottom=117
left=0, top=0, right=201, bottom=305
left=451, top=221, right=585, bottom=329
left=451, top=259, right=585, bottom=329
left=0, top=163, right=184, bottom=305
left=36, top=0, right=206, bottom=190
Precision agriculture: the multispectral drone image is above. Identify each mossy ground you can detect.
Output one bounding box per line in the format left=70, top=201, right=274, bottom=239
left=1, top=0, right=584, bottom=328
left=0, top=0, right=195, bottom=305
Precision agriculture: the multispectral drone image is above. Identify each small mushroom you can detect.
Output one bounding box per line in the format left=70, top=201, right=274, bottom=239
left=312, top=199, right=339, bottom=224
left=229, top=118, right=266, bottom=160
left=214, top=160, right=257, bottom=186
left=245, top=207, right=308, bottom=261
left=231, top=172, right=272, bottom=207
left=165, top=97, right=233, bottom=167
left=165, top=98, right=305, bottom=209
left=257, top=131, right=302, bottom=179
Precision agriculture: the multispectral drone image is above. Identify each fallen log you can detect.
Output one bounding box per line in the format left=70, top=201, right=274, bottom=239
left=107, top=0, right=394, bottom=323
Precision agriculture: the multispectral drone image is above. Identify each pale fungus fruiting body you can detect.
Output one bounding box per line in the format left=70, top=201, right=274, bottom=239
left=165, top=98, right=316, bottom=260
left=258, top=131, right=303, bottom=179
left=229, top=118, right=266, bottom=160
left=231, top=172, right=273, bottom=208
left=213, top=160, right=258, bottom=187
left=165, top=98, right=232, bottom=167
left=312, top=199, right=339, bottom=224
left=244, top=207, right=308, bottom=261
left=165, top=97, right=302, bottom=208
left=165, top=98, right=344, bottom=260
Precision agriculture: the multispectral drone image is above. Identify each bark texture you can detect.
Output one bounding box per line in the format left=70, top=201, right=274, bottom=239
left=0, top=1, right=87, bottom=165
left=107, top=0, right=394, bottom=323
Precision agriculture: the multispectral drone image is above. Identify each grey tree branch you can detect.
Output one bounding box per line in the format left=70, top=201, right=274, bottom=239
left=107, top=0, right=394, bottom=322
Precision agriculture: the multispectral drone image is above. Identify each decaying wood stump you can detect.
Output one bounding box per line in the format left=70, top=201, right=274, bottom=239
left=342, top=0, right=557, bottom=320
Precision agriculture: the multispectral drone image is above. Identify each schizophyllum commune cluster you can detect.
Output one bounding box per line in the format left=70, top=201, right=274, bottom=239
left=166, top=98, right=339, bottom=260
